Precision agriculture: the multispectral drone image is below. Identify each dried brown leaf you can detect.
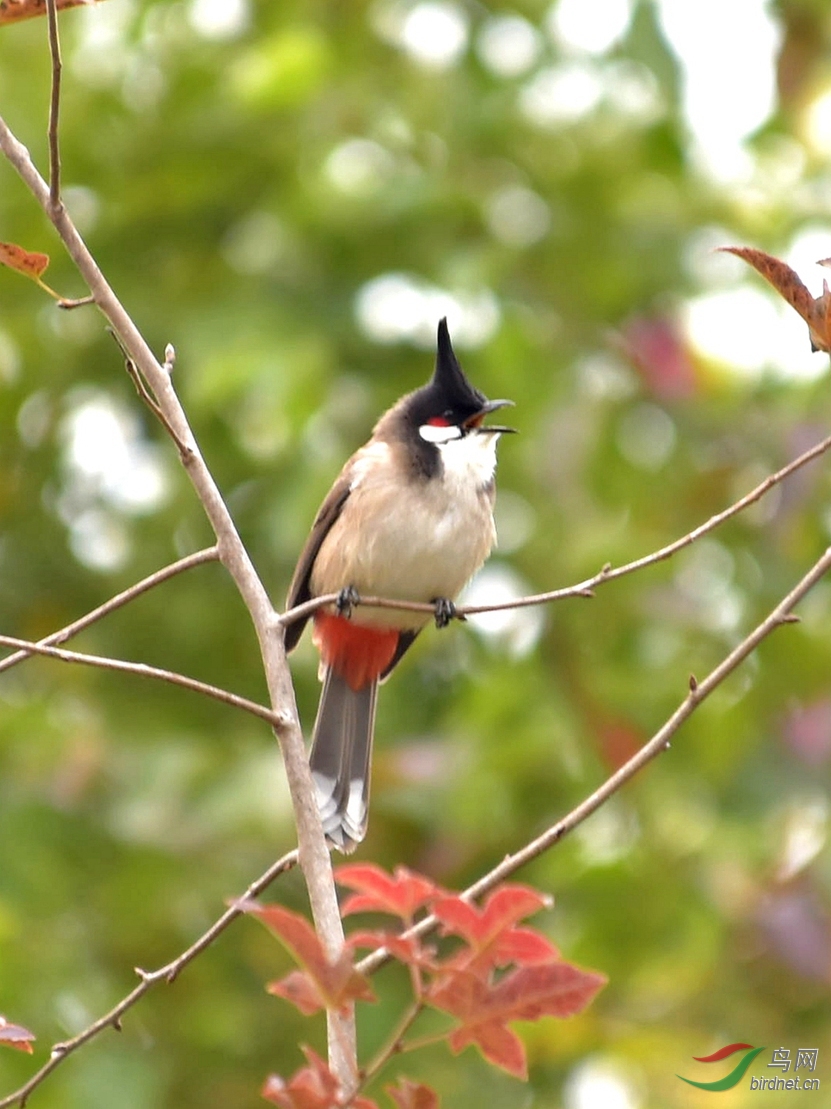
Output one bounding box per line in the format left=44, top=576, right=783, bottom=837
left=0, top=0, right=102, bottom=26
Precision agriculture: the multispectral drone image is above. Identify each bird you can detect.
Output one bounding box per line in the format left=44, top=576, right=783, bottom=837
left=284, top=318, right=514, bottom=851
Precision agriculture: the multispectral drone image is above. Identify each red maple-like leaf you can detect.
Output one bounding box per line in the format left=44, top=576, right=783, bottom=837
left=261, top=1045, right=378, bottom=1108
left=267, top=970, right=331, bottom=1017
left=336, top=864, right=441, bottom=922
left=428, top=962, right=607, bottom=1078
left=386, top=1076, right=440, bottom=1109
left=347, top=929, right=438, bottom=971
left=242, top=901, right=374, bottom=1014
left=432, top=885, right=558, bottom=977
left=0, top=1015, right=35, bottom=1054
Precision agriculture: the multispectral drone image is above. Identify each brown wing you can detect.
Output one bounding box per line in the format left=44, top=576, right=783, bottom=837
left=284, top=475, right=352, bottom=653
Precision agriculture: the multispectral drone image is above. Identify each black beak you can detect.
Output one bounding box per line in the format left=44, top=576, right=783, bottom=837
left=466, top=397, right=517, bottom=434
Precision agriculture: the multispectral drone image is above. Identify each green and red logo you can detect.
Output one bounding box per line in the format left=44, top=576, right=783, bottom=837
left=677, top=1043, right=766, bottom=1091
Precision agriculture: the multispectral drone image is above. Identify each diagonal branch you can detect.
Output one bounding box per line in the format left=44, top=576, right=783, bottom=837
left=356, top=542, right=831, bottom=976
left=0, top=634, right=279, bottom=725
left=0, top=546, right=219, bottom=677
left=0, top=849, right=299, bottom=1109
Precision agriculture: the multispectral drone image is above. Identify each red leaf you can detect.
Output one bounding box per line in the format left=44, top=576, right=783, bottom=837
left=347, top=930, right=437, bottom=970
left=485, top=926, right=559, bottom=968
left=336, top=864, right=440, bottom=921
left=386, top=1077, right=440, bottom=1109
left=0, top=241, right=49, bottom=280
left=0, top=1015, right=35, bottom=1054
left=242, top=900, right=375, bottom=1013
left=432, top=885, right=557, bottom=976
left=267, top=970, right=328, bottom=1017
left=261, top=1047, right=343, bottom=1108
left=428, top=961, right=606, bottom=1078
left=720, top=246, right=831, bottom=353
left=449, top=1019, right=527, bottom=1080
left=260, top=1046, right=382, bottom=1109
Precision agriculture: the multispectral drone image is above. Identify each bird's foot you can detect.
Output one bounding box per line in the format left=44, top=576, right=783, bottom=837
left=432, top=597, right=458, bottom=629
left=336, top=585, right=360, bottom=619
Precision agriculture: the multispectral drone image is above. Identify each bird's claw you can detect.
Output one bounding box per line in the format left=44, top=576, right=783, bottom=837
left=433, top=597, right=456, bottom=629
left=336, top=585, right=360, bottom=619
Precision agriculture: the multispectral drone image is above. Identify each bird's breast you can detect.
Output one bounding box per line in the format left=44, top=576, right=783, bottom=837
left=310, top=436, right=498, bottom=628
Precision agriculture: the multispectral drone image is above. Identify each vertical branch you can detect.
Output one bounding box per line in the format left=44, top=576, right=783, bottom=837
left=45, top=0, right=62, bottom=207
left=0, top=120, right=357, bottom=1082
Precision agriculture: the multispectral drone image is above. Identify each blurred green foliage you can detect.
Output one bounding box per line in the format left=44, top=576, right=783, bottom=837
left=1, top=1, right=831, bottom=1106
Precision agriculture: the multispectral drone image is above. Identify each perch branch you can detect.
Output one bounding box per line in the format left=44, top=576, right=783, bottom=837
left=278, top=426, right=831, bottom=629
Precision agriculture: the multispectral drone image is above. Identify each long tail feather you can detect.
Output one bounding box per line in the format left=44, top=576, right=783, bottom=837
left=308, top=667, right=377, bottom=852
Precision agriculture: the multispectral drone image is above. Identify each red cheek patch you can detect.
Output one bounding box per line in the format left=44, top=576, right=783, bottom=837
left=313, top=612, right=399, bottom=691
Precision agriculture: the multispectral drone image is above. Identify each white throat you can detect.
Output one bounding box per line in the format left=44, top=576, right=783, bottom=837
left=434, top=429, right=500, bottom=490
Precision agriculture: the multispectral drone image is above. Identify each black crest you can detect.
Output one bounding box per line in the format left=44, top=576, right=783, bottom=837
left=406, top=318, right=488, bottom=428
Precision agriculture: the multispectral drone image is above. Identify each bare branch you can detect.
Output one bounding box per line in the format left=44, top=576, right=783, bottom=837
left=45, top=0, right=61, bottom=207
left=0, top=634, right=283, bottom=726
left=56, top=292, right=95, bottom=309
left=111, top=332, right=192, bottom=460
left=0, top=111, right=354, bottom=1079
left=0, top=850, right=299, bottom=1109
left=0, top=546, right=219, bottom=676
left=356, top=542, right=831, bottom=976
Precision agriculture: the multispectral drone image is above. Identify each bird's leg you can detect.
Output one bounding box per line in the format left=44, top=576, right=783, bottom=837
left=432, top=597, right=459, bottom=629
left=336, top=585, right=360, bottom=620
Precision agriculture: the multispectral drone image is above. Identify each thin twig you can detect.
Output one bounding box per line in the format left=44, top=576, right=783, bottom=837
left=0, top=634, right=282, bottom=726
left=45, top=0, right=61, bottom=207
left=0, top=547, right=219, bottom=676
left=0, top=850, right=299, bottom=1109
left=57, top=293, right=96, bottom=309
left=357, top=998, right=425, bottom=1091
left=119, top=344, right=192, bottom=461
left=356, top=543, right=831, bottom=976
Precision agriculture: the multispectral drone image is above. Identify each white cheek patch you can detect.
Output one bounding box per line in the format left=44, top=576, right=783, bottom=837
left=419, top=422, right=463, bottom=444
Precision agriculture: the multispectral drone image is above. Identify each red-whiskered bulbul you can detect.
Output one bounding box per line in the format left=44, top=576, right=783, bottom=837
left=285, top=318, right=513, bottom=851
